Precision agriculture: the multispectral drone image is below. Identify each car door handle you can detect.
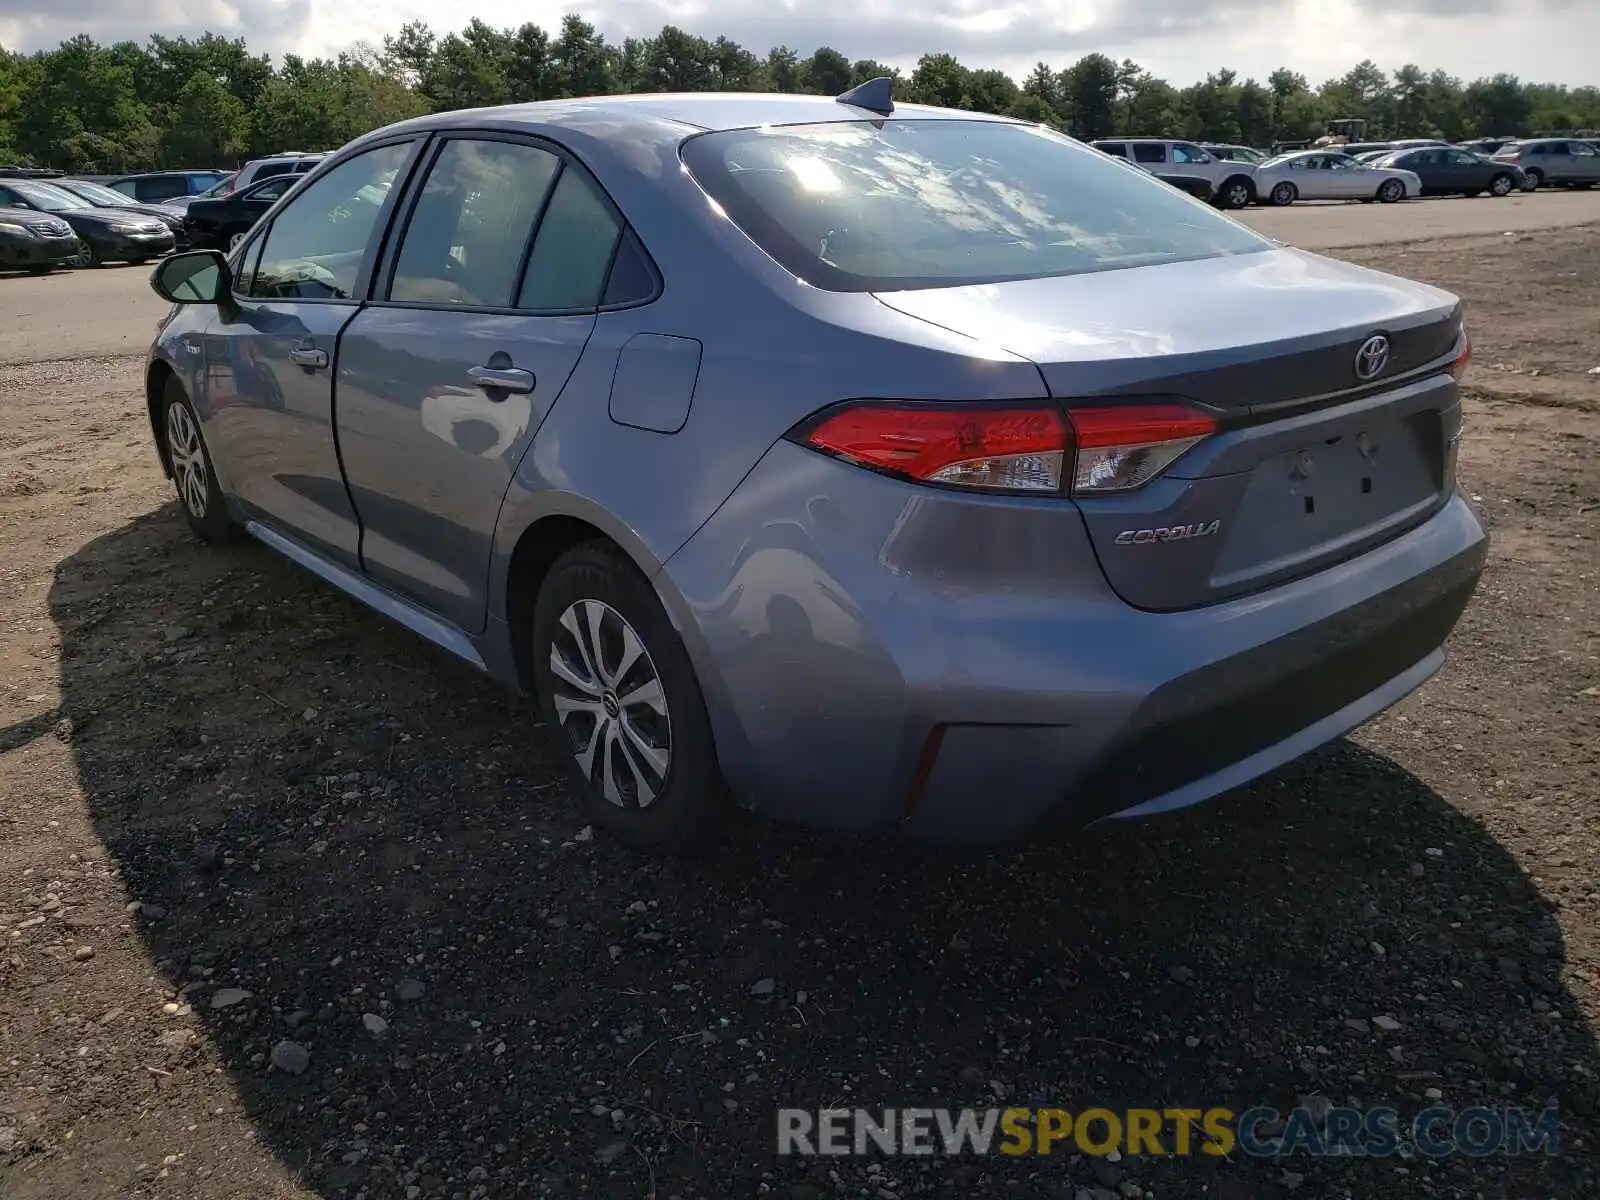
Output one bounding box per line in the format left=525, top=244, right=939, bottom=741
left=288, top=344, right=328, bottom=369
left=467, top=366, right=535, bottom=395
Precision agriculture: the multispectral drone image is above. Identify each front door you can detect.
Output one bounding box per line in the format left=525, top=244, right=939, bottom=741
left=203, top=139, right=419, bottom=567
left=336, top=136, right=631, bottom=631
left=1567, top=140, right=1600, bottom=182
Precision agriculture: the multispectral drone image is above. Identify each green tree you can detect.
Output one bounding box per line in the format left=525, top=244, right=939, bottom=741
left=803, top=47, right=852, bottom=96
left=163, top=71, right=247, bottom=164
left=1061, top=53, right=1118, bottom=139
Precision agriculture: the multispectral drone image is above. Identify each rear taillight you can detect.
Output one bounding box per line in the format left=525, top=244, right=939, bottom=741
left=794, top=401, right=1216, bottom=496
left=1502, top=153, right=1520, bottom=162
left=1066, top=404, right=1218, bottom=493
left=798, top=403, right=1068, bottom=492
left=1447, top=329, right=1471, bottom=380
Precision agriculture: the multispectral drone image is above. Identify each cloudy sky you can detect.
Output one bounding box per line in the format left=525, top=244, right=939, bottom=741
left=2, top=0, right=1595, bottom=88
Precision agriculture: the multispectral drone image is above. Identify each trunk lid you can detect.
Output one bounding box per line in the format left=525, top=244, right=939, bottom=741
left=875, top=248, right=1465, bottom=611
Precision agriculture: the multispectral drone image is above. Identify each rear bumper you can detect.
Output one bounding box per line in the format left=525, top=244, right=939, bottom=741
left=661, top=439, right=1487, bottom=843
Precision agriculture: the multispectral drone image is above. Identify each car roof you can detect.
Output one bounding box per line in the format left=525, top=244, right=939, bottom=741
left=375, top=92, right=1021, bottom=140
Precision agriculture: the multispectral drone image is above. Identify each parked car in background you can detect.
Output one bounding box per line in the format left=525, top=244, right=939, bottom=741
left=1375, top=147, right=1526, bottom=197
left=105, top=170, right=231, bottom=205
left=1253, top=149, right=1420, bottom=205
left=1456, top=137, right=1514, bottom=156
left=52, top=178, right=190, bottom=249
left=0, top=204, right=83, bottom=273
left=1491, top=139, right=1600, bottom=189
left=1154, top=173, right=1214, bottom=201
left=1201, top=143, right=1266, bottom=164
left=182, top=174, right=300, bottom=250
left=158, top=173, right=238, bottom=214
left=1337, top=141, right=1398, bottom=158
left=0, top=178, right=175, bottom=264
left=1090, top=138, right=1256, bottom=208
left=1351, top=150, right=1392, bottom=164
left=228, top=153, right=327, bottom=194
left=142, top=89, right=1484, bottom=850
left=0, top=166, right=66, bottom=179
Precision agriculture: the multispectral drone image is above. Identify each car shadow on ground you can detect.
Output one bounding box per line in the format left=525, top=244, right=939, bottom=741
left=45, top=505, right=1600, bottom=1199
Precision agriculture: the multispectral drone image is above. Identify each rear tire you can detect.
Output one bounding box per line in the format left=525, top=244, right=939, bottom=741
left=1377, top=179, right=1405, bottom=203
left=1269, top=181, right=1297, bottom=206
left=531, top=543, right=724, bottom=852
left=1489, top=173, right=1514, bottom=197
left=160, top=377, right=240, bottom=544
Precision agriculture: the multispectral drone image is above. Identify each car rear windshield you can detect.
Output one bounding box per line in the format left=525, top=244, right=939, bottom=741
left=680, top=119, right=1270, bottom=292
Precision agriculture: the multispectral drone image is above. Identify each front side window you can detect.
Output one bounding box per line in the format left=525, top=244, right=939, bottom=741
left=1172, top=143, right=1209, bottom=164
left=390, top=139, right=560, bottom=308
left=109, top=180, right=137, bottom=197
left=682, top=120, right=1269, bottom=292
left=245, top=177, right=294, bottom=203
left=1570, top=142, right=1597, bottom=157
left=248, top=142, right=411, bottom=301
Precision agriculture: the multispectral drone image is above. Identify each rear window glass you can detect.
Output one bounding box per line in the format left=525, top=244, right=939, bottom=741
left=681, top=120, right=1268, bottom=293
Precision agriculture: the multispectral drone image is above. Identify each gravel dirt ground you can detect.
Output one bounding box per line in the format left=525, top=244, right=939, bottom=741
left=1, top=203, right=1598, bottom=1200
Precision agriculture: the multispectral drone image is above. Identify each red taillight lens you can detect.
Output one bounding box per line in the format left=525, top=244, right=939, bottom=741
left=800, top=403, right=1069, bottom=493
left=1066, top=404, right=1218, bottom=493
left=1447, top=329, right=1471, bottom=380
left=796, top=401, right=1216, bottom=495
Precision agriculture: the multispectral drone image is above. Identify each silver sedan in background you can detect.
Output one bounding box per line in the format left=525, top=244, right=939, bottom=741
left=1254, top=150, right=1422, bottom=206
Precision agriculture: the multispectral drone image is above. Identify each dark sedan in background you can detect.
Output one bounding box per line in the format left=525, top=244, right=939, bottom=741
left=1376, top=146, right=1527, bottom=196
left=0, top=178, right=175, bottom=264
left=181, top=173, right=296, bottom=250
left=51, top=178, right=190, bottom=249
left=0, top=205, right=83, bottom=273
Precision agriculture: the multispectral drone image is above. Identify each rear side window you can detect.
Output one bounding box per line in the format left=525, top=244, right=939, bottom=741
left=1095, top=143, right=1127, bottom=158
left=109, top=180, right=137, bottom=197
left=254, top=162, right=294, bottom=179
left=516, top=168, right=622, bottom=312
left=136, top=177, right=187, bottom=202
left=389, top=138, right=561, bottom=308
left=1133, top=143, right=1167, bottom=164
left=683, top=120, right=1268, bottom=292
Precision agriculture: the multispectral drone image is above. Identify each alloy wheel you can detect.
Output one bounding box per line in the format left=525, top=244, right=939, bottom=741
left=165, top=401, right=209, bottom=519
left=548, top=598, right=672, bottom=809
left=1491, top=174, right=1513, bottom=196
left=1225, top=182, right=1251, bottom=209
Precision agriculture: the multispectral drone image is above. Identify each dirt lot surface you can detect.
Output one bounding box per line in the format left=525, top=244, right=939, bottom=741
left=1, top=204, right=1598, bottom=1200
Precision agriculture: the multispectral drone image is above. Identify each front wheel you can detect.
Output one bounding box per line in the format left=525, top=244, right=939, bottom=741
left=161, top=378, right=239, bottom=544
left=1524, top=169, right=1544, bottom=190
left=1217, top=177, right=1254, bottom=210
left=1377, top=179, right=1405, bottom=203
left=532, top=543, right=724, bottom=851
left=1269, top=181, right=1297, bottom=206
left=1489, top=173, right=1515, bottom=197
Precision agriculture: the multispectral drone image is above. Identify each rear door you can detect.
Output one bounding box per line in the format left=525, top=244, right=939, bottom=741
left=334, top=134, right=631, bottom=630
left=1567, top=140, right=1600, bottom=181
left=202, top=139, right=421, bottom=568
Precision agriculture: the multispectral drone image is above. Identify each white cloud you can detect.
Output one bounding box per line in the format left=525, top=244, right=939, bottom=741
left=2, top=0, right=1596, bottom=89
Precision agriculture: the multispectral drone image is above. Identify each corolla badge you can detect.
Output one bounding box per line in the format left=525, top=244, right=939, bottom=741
left=1355, top=333, right=1390, bottom=381
left=1114, top=521, right=1221, bottom=546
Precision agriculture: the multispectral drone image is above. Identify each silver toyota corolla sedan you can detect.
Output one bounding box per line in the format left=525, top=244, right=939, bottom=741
left=143, top=85, right=1486, bottom=850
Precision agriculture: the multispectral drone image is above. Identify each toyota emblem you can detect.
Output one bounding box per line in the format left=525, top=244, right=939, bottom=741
left=1355, top=334, right=1390, bottom=381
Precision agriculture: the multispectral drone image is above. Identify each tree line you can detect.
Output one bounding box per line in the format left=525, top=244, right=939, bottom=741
left=2, top=16, right=1597, bottom=173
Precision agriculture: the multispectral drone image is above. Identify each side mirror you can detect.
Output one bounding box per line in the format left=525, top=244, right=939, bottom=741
left=150, top=249, right=231, bottom=307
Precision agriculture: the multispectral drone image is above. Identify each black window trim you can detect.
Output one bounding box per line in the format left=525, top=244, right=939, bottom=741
left=367, top=128, right=662, bottom=319
left=229, top=133, right=428, bottom=306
